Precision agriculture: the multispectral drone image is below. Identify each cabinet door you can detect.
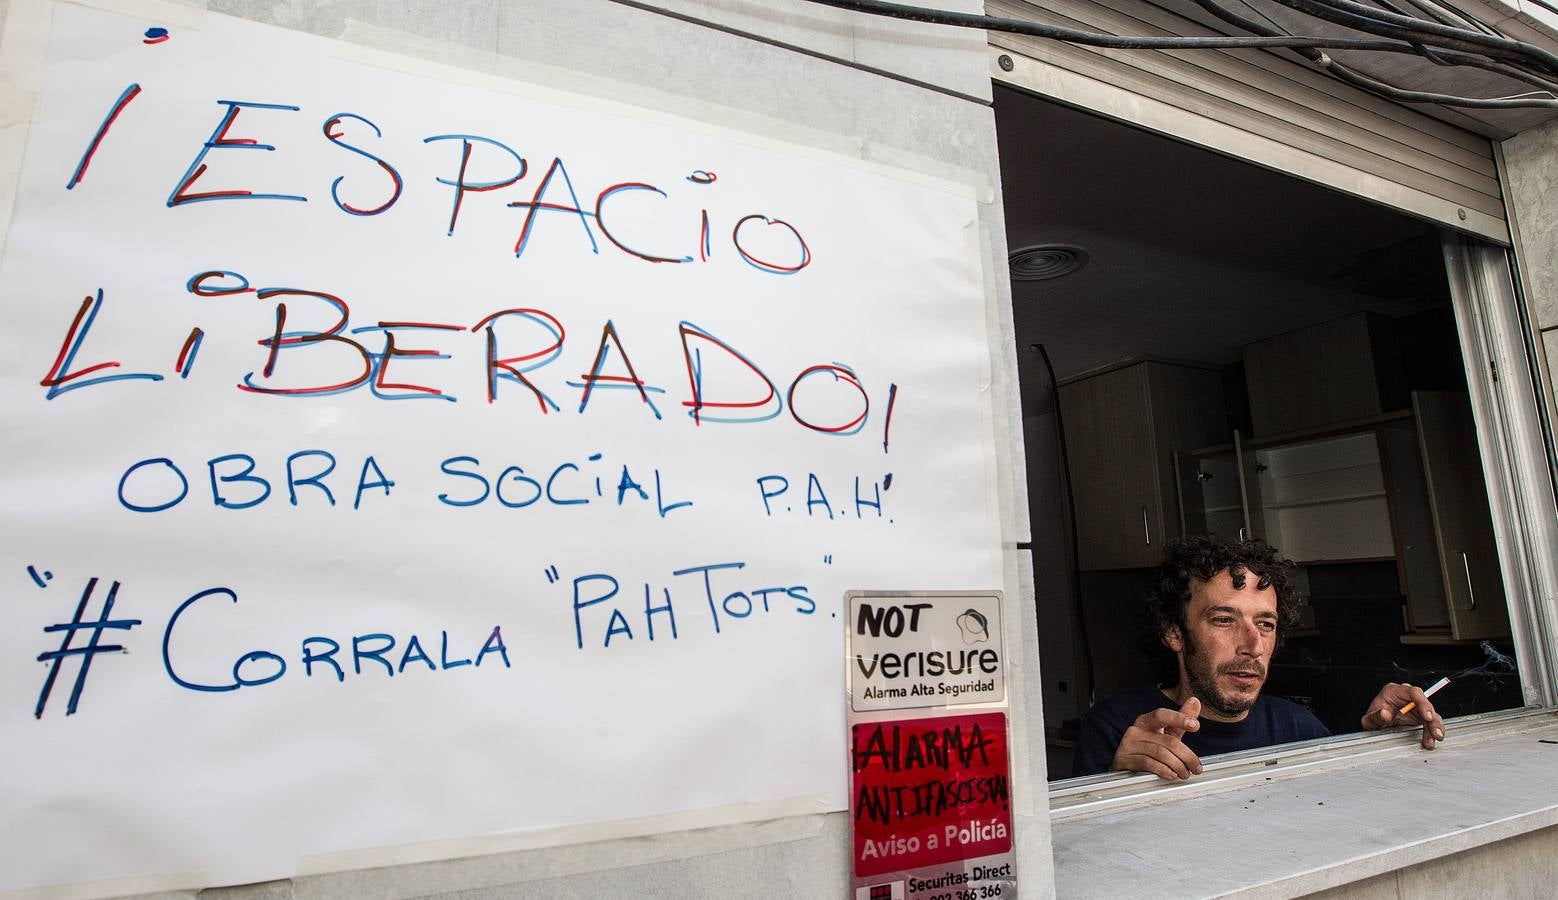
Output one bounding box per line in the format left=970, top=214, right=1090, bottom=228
left=1059, top=366, right=1160, bottom=570
left=1146, top=363, right=1227, bottom=543
left=1414, top=391, right=1510, bottom=640
left=1243, top=313, right=1388, bottom=436
left=1233, top=429, right=1263, bottom=542
left=1184, top=447, right=1244, bottom=538
left=1380, top=423, right=1448, bottom=630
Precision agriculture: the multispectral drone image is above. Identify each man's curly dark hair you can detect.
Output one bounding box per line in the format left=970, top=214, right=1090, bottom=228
left=1139, top=534, right=1306, bottom=683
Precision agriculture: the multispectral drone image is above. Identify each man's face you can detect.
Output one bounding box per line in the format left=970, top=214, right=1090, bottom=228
left=1165, top=569, right=1279, bottom=722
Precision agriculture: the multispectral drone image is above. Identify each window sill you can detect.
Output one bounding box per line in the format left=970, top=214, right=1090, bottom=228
left=1048, top=709, right=1558, bottom=897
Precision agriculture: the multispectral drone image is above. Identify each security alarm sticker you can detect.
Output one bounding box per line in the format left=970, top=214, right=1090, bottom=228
left=850, top=711, right=1016, bottom=897
left=848, top=592, right=1005, bottom=711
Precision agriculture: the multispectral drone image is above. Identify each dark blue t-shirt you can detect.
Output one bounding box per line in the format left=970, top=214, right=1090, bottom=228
left=1072, top=684, right=1330, bottom=777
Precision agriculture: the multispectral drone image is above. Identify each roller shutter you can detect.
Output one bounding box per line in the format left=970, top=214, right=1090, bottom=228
left=987, top=0, right=1509, bottom=244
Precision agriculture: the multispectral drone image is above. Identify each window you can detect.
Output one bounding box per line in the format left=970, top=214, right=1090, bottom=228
left=992, top=86, right=1552, bottom=782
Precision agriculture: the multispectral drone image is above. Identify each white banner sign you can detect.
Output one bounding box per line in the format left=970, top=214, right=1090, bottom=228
left=0, top=4, right=997, bottom=892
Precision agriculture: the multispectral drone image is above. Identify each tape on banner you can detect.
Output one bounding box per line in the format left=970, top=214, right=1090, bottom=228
left=66, top=0, right=208, bottom=30
left=297, top=796, right=832, bottom=880
left=0, top=0, right=54, bottom=125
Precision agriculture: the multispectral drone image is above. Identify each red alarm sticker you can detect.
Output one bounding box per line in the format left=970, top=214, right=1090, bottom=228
left=851, top=710, right=1013, bottom=878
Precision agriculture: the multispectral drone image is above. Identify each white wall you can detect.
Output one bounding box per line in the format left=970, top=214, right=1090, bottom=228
left=1305, top=824, right=1558, bottom=900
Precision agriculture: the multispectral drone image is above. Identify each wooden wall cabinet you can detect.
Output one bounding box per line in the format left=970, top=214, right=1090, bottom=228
left=1411, top=391, right=1510, bottom=640
left=1254, top=430, right=1396, bottom=562
left=1242, top=312, right=1403, bottom=436
left=1182, top=392, right=1510, bottom=641
left=1059, top=361, right=1226, bottom=570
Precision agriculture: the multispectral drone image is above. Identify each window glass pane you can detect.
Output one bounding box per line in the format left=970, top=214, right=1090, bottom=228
left=993, top=86, right=1527, bottom=783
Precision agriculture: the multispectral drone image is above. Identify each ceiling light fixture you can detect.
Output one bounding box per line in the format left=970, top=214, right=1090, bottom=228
left=1009, top=244, right=1089, bottom=281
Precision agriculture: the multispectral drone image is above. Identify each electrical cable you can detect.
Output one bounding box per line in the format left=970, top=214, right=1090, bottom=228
left=1187, top=0, right=1558, bottom=105
left=1322, top=58, right=1558, bottom=106
left=1369, top=0, right=1436, bottom=25
left=1267, top=0, right=1558, bottom=70
left=1406, top=0, right=1504, bottom=37
left=1232, top=0, right=1292, bottom=34
left=1301, top=0, right=1558, bottom=66
left=1379, top=0, right=1491, bottom=35
left=1033, top=343, right=1097, bottom=708
left=804, top=0, right=1429, bottom=52
left=798, top=0, right=1558, bottom=108
left=1201, top=0, right=1558, bottom=94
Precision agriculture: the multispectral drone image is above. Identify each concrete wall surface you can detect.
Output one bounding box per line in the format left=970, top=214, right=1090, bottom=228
left=1050, top=714, right=1558, bottom=899
left=1302, top=824, right=1558, bottom=900
left=1501, top=118, right=1558, bottom=429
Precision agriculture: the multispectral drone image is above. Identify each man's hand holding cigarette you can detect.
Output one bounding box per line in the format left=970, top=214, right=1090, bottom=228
left=1361, top=682, right=1447, bottom=749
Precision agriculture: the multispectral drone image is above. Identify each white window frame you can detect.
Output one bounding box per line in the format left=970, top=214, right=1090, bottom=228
left=1039, top=238, right=1558, bottom=811
left=1441, top=235, right=1558, bottom=710
left=981, top=110, right=1558, bottom=805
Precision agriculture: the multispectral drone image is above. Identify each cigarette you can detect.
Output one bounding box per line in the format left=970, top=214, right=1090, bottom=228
left=1397, top=676, right=1450, bottom=716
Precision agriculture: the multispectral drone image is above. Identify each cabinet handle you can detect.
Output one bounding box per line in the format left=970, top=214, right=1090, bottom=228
left=1141, top=505, right=1151, bottom=547
left=1461, top=552, right=1476, bottom=610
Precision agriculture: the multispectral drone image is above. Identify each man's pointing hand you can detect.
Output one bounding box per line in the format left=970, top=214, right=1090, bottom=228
left=1111, top=696, right=1204, bottom=780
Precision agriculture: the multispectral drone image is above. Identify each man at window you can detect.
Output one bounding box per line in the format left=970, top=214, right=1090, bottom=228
left=1073, top=535, right=1447, bottom=779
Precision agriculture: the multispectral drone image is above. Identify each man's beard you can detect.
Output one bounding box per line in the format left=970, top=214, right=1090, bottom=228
left=1182, top=633, right=1266, bottom=719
